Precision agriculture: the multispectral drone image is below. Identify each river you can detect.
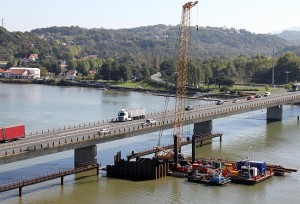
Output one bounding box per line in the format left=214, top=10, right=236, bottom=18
left=0, top=82, right=299, bottom=204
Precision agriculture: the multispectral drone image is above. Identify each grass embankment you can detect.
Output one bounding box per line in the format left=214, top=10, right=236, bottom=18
left=1, top=77, right=285, bottom=95
left=112, top=80, right=171, bottom=91
left=114, top=81, right=285, bottom=96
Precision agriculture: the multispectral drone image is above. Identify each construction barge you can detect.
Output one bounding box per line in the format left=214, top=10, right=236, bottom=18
left=106, top=150, right=297, bottom=186
left=185, top=158, right=296, bottom=185
left=106, top=133, right=297, bottom=185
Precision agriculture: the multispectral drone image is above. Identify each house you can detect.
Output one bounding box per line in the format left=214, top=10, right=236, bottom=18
left=88, top=70, right=97, bottom=75
left=5, top=67, right=40, bottom=79
left=28, top=54, right=39, bottom=62
left=59, top=60, right=68, bottom=71
left=66, top=70, right=77, bottom=80
left=0, top=68, right=5, bottom=77
left=5, top=69, right=28, bottom=79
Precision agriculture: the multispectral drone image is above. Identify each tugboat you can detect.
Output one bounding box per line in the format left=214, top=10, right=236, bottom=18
left=188, top=168, right=231, bottom=186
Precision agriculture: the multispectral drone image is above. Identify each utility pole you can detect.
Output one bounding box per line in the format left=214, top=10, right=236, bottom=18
left=22, top=41, right=30, bottom=67
left=272, top=48, right=275, bottom=87
left=1, top=18, right=4, bottom=28
left=285, top=71, right=290, bottom=84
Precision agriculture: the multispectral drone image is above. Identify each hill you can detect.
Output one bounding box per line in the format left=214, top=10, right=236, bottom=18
left=275, top=30, right=300, bottom=45
left=0, top=25, right=294, bottom=64
left=28, top=25, right=291, bottom=61
left=0, top=27, right=53, bottom=61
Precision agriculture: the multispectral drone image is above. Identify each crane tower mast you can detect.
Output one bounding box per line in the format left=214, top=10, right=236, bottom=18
left=173, top=1, right=198, bottom=144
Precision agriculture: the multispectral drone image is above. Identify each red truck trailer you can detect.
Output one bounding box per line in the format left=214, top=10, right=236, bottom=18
left=0, top=125, right=25, bottom=142
left=0, top=127, right=3, bottom=141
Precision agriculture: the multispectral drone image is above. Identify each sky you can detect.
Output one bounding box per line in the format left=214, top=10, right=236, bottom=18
left=1, top=0, right=300, bottom=34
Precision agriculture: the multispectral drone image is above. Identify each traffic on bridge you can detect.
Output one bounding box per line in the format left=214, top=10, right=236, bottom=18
left=0, top=91, right=300, bottom=165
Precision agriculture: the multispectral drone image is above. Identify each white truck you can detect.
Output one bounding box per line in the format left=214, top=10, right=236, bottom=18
left=117, top=107, right=146, bottom=122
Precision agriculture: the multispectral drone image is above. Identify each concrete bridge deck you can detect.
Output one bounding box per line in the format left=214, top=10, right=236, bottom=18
left=0, top=91, right=300, bottom=165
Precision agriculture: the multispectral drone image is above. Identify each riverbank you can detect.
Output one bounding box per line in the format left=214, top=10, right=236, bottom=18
left=0, top=78, right=198, bottom=96
left=0, top=78, right=262, bottom=99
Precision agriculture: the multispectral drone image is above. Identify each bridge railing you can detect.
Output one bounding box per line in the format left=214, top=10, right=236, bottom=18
left=25, top=109, right=169, bottom=136
left=2, top=92, right=300, bottom=158
left=1, top=120, right=172, bottom=157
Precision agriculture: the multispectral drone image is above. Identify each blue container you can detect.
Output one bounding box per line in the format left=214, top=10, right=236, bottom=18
left=237, top=160, right=266, bottom=174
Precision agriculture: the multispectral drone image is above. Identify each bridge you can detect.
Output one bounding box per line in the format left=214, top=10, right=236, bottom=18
left=1, top=91, right=300, bottom=166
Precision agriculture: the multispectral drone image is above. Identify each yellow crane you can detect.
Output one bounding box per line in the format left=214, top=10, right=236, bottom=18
left=173, top=1, right=198, bottom=157
left=156, top=1, right=198, bottom=165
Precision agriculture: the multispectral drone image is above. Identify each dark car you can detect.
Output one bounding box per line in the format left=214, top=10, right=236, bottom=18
left=185, top=105, right=193, bottom=111
left=255, top=95, right=262, bottom=98
left=232, top=99, right=240, bottom=103
left=247, top=96, right=255, bottom=100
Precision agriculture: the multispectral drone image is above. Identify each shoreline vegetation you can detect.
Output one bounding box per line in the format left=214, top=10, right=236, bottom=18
left=0, top=78, right=282, bottom=100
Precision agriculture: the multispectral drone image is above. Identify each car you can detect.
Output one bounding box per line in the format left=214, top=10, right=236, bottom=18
left=247, top=96, right=255, bottom=100
left=216, top=100, right=224, bottom=105
left=98, top=128, right=110, bottom=134
left=264, top=92, right=271, bottom=97
left=143, top=119, right=157, bottom=126
left=232, top=99, right=240, bottom=103
left=255, top=94, right=262, bottom=98
left=185, top=105, right=193, bottom=111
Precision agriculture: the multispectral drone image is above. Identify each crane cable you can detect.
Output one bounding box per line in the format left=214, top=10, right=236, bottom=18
left=157, top=94, right=170, bottom=147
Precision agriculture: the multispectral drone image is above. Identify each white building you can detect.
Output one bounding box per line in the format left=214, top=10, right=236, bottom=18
left=6, top=67, right=40, bottom=79
left=66, top=70, right=77, bottom=80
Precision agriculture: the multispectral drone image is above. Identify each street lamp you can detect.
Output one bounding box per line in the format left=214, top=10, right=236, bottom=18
left=285, top=71, right=290, bottom=84
left=272, top=49, right=275, bottom=87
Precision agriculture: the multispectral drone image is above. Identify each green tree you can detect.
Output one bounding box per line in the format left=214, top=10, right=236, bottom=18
left=265, top=84, right=270, bottom=91
left=100, top=61, right=112, bottom=81
left=141, top=66, right=150, bottom=79
left=40, top=67, right=49, bottom=77
left=275, top=52, right=300, bottom=84
left=118, top=64, right=131, bottom=81
left=5, top=61, right=13, bottom=68
left=77, top=60, right=90, bottom=75
left=67, top=59, right=78, bottom=70
left=160, top=59, right=176, bottom=82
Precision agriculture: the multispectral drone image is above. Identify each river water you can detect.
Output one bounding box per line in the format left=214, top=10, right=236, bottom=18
left=0, top=82, right=299, bottom=204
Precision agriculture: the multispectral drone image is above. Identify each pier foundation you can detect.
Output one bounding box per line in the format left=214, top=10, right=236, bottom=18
left=74, top=145, right=97, bottom=167
left=267, top=105, right=283, bottom=121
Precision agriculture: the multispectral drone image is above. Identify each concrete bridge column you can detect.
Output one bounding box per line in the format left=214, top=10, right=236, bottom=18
left=267, top=105, right=283, bottom=121
left=173, top=135, right=178, bottom=168
left=194, top=120, right=213, bottom=146
left=191, top=135, right=196, bottom=164
left=74, top=145, right=97, bottom=167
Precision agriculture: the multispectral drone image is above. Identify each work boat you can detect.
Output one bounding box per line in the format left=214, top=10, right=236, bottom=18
left=230, top=160, right=274, bottom=185
left=188, top=168, right=231, bottom=186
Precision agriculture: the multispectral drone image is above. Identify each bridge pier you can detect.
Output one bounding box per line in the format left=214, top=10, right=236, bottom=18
left=194, top=120, right=212, bottom=146
left=19, top=187, right=22, bottom=197
left=173, top=135, right=178, bottom=168
left=74, top=145, right=97, bottom=167
left=267, top=105, right=283, bottom=121
left=191, top=135, right=196, bottom=164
